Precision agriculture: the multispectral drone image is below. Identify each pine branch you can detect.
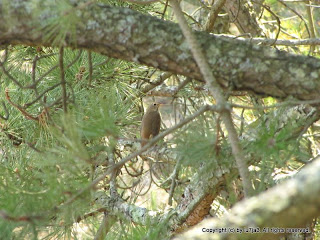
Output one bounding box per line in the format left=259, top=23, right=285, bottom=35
left=2, top=1, right=320, bottom=100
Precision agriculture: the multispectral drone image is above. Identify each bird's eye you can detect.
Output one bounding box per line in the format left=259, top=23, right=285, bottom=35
left=153, top=103, right=157, bottom=106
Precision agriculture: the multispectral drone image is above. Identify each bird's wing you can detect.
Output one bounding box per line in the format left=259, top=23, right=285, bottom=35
left=151, top=112, right=161, bottom=137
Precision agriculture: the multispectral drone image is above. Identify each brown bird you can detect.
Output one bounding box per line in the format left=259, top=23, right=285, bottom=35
left=140, top=103, right=161, bottom=147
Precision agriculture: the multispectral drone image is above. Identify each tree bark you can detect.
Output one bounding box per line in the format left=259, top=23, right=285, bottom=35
left=174, top=156, right=320, bottom=240
left=1, top=1, right=320, bottom=101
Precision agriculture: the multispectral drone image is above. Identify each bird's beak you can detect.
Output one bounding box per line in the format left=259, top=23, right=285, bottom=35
left=157, top=101, right=166, bottom=107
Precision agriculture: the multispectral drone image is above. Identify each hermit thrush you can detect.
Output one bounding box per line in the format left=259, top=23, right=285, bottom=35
left=140, top=103, right=161, bottom=147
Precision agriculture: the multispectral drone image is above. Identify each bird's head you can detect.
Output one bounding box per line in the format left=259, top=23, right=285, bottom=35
left=147, top=103, right=161, bottom=112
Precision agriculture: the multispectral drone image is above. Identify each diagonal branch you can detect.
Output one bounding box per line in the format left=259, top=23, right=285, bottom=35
left=170, top=0, right=253, bottom=197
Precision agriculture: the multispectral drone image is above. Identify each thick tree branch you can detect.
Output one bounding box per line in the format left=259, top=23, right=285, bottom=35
left=174, top=156, right=320, bottom=240
left=94, top=191, right=161, bottom=225
left=1, top=1, right=320, bottom=101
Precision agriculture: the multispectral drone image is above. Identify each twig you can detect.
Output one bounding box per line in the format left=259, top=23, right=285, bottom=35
left=0, top=210, right=43, bottom=222
left=31, top=55, right=38, bottom=87
left=124, top=163, right=144, bottom=177
left=5, top=89, right=39, bottom=121
left=141, top=72, right=172, bottom=93
left=66, top=50, right=83, bottom=69
left=305, top=0, right=317, bottom=54
left=76, top=207, right=107, bottom=223
left=203, top=0, right=226, bottom=32
left=88, top=51, right=93, bottom=86
left=128, top=164, right=152, bottom=197
left=214, top=116, right=221, bottom=156
left=170, top=0, right=253, bottom=197
left=26, top=141, right=42, bottom=153
left=59, top=47, right=67, bottom=113
left=182, top=10, right=202, bottom=29
left=218, top=35, right=320, bottom=46
left=0, top=62, right=24, bottom=88
left=24, top=83, right=61, bottom=108
left=228, top=0, right=240, bottom=23
left=124, top=0, right=160, bottom=4
left=306, top=4, right=320, bottom=7
left=0, top=101, right=9, bottom=120
left=27, top=50, right=82, bottom=90
left=93, top=57, right=109, bottom=68
left=117, top=176, right=141, bottom=190
left=173, top=77, right=192, bottom=96
left=26, top=64, right=59, bottom=89
left=66, top=81, right=76, bottom=104
left=93, top=213, right=115, bottom=240
left=239, top=108, right=245, bottom=137
left=278, top=0, right=311, bottom=39
left=108, top=152, right=118, bottom=199
left=231, top=98, right=320, bottom=110
left=262, top=4, right=281, bottom=45
left=162, top=0, right=169, bottom=19
left=168, top=157, right=182, bottom=206
left=30, top=54, right=47, bottom=110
